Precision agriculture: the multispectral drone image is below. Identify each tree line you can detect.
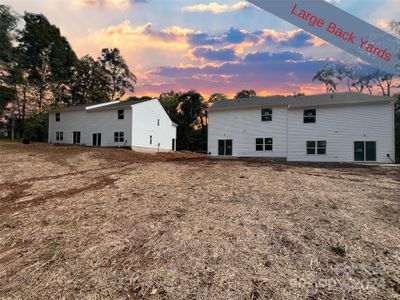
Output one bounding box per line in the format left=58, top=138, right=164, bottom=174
left=0, top=5, right=136, bottom=141
left=0, top=5, right=257, bottom=151
left=1, top=4, right=399, bottom=158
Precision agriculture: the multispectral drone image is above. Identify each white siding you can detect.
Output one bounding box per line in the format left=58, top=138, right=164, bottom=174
left=208, top=107, right=288, bottom=157
left=287, top=102, right=395, bottom=163
left=132, top=100, right=177, bottom=151
left=208, top=101, right=395, bottom=163
left=48, top=108, right=132, bottom=147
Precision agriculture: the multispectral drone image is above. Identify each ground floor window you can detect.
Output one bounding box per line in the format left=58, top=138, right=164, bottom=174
left=73, top=131, right=81, bottom=144
left=354, top=141, right=376, bottom=162
left=256, top=138, right=273, bottom=151
left=150, top=135, right=152, bottom=145
left=218, top=139, right=232, bottom=156
left=56, top=132, right=63, bottom=141
left=114, top=132, right=124, bottom=143
left=307, top=140, right=326, bottom=155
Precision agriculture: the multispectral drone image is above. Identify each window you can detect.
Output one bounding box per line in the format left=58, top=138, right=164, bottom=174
left=157, top=119, right=160, bottom=126
left=307, top=141, right=316, bottom=154
left=304, top=109, right=316, bottom=123
left=307, top=140, right=326, bottom=155
left=256, top=138, right=273, bottom=151
left=114, top=132, right=124, bottom=143
left=261, top=108, right=272, bottom=121
left=56, top=132, right=63, bottom=141
left=73, top=131, right=81, bottom=144
left=317, top=141, right=327, bottom=155
left=150, top=135, right=152, bottom=145
left=118, top=110, right=124, bottom=120
left=55, top=113, right=60, bottom=122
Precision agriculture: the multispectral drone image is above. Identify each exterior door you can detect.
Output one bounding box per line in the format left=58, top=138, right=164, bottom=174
left=366, top=142, right=376, bottom=161
left=218, top=139, right=233, bottom=156
left=225, top=140, right=232, bottom=156
left=73, top=131, right=81, bottom=144
left=92, top=133, right=101, bottom=146
left=172, top=138, right=175, bottom=151
left=354, top=142, right=365, bottom=161
left=354, top=141, right=376, bottom=162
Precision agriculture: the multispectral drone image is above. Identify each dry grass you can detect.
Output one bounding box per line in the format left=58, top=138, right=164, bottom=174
left=0, top=141, right=399, bottom=300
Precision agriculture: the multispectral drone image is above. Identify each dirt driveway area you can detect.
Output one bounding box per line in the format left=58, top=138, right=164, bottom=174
left=0, top=141, right=399, bottom=299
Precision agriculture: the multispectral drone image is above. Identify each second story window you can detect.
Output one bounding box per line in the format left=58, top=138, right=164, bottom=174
left=261, top=108, right=272, bottom=121
left=304, top=109, right=316, bottom=123
left=55, top=112, right=60, bottom=122
left=118, top=110, right=124, bottom=120
left=157, top=119, right=160, bottom=126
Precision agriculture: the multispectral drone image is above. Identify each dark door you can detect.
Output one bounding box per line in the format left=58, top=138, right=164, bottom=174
left=172, top=138, right=175, bottom=151
left=73, top=132, right=81, bottom=144
left=218, top=140, right=225, bottom=155
left=92, top=133, right=101, bottom=146
left=218, top=139, right=233, bottom=156
left=225, top=140, right=232, bottom=156
left=354, top=142, right=365, bottom=161
left=366, top=141, right=376, bottom=161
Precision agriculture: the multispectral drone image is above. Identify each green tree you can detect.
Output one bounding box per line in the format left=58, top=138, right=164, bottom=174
left=70, top=55, right=110, bottom=104
left=18, top=13, right=78, bottom=110
left=99, top=48, right=137, bottom=101
left=0, top=5, right=18, bottom=65
left=209, top=93, right=228, bottom=102
left=176, top=90, right=207, bottom=151
left=159, top=90, right=181, bottom=123
left=22, top=111, right=48, bottom=141
left=312, top=65, right=338, bottom=93
left=235, top=89, right=256, bottom=99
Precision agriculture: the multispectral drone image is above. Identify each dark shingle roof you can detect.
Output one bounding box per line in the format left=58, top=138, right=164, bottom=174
left=51, top=99, right=153, bottom=112
left=87, top=99, right=153, bottom=111
left=209, top=93, right=391, bottom=111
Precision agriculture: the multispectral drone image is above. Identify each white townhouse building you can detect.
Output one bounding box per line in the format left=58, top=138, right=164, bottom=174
left=48, top=99, right=177, bottom=151
left=208, top=93, right=395, bottom=163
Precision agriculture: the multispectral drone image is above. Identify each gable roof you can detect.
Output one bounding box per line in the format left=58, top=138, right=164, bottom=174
left=51, top=99, right=153, bottom=112
left=209, top=93, right=392, bottom=111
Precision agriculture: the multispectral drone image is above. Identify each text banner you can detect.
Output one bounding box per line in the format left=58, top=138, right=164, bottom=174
left=247, top=0, right=400, bottom=74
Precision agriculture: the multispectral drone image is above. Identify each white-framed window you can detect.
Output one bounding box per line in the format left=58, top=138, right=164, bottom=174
left=304, top=109, right=316, bottom=123
left=118, top=110, right=124, bottom=120
left=150, top=135, right=153, bottom=145
left=256, top=138, right=273, bottom=151
left=307, top=140, right=326, bottom=155
left=56, top=132, right=63, bottom=141
left=114, top=132, right=124, bottom=142
left=55, top=112, right=60, bottom=122
left=261, top=108, right=272, bottom=121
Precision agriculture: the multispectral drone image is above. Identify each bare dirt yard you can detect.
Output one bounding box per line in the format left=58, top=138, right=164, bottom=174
left=0, top=141, right=399, bottom=300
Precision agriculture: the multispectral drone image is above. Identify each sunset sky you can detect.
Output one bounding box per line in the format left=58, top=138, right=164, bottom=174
left=4, top=0, right=400, bottom=98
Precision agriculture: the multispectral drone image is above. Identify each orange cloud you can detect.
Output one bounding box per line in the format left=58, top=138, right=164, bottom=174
left=73, top=0, right=131, bottom=9
left=182, top=1, right=252, bottom=14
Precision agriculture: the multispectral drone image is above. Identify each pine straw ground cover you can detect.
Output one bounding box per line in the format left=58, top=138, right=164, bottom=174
left=0, top=141, right=399, bottom=300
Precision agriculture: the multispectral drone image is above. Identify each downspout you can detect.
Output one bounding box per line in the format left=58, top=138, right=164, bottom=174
left=286, top=105, right=289, bottom=160
left=392, top=100, right=396, bottom=163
